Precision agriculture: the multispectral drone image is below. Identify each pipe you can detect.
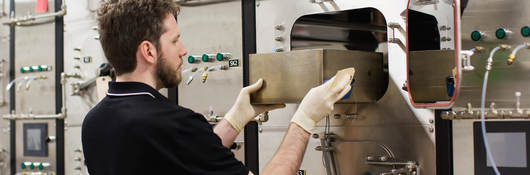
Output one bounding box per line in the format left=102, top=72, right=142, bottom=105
left=3, top=73, right=68, bottom=120
left=2, top=4, right=66, bottom=26
left=480, top=44, right=511, bottom=175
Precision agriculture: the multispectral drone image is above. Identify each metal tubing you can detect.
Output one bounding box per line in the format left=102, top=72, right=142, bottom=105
left=2, top=5, right=66, bottom=26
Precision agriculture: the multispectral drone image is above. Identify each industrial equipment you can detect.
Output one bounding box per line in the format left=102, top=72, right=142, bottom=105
left=1, top=0, right=528, bottom=174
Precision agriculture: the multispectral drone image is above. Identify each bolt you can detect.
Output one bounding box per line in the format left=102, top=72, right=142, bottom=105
left=344, top=114, right=358, bottom=119
left=366, top=155, right=375, bottom=161
left=429, top=119, right=434, bottom=124
left=379, top=156, right=388, bottom=162
left=315, top=146, right=323, bottom=151
left=333, top=114, right=341, bottom=119
left=312, top=133, right=319, bottom=139
left=402, top=82, right=408, bottom=91
left=274, top=37, right=284, bottom=42
left=429, top=127, right=434, bottom=133
left=275, top=25, right=284, bottom=31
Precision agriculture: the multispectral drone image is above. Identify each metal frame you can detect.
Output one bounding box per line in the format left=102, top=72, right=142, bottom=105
left=405, top=0, right=461, bottom=108
left=54, top=0, right=65, bottom=174
left=435, top=110, right=453, bottom=175
left=242, top=0, right=259, bottom=174
left=8, top=1, right=15, bottom=174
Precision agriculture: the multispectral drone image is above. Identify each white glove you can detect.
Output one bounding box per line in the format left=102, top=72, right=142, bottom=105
left=225, top=78, right=286, bottom=132
left=291, top=68, right=355, bottom=132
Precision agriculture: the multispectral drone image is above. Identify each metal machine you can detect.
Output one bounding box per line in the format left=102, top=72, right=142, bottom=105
left=0, top=0, right=528, bottom=174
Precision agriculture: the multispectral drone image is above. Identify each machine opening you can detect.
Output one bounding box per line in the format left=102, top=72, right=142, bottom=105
left=290, top=8, right=389, bottom=102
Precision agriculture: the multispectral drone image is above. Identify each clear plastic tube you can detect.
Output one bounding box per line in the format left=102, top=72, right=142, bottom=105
left=480, top=46, right=503, bottom=175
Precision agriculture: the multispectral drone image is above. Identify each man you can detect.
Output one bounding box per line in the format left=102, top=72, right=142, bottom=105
left=81, top=0, right=354, bottom=174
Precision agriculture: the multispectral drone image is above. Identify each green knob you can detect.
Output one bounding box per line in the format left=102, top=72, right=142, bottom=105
left=187, top=56, right=195, bottom=64
left=38, top=163, right=44, bottom=170
left=522, top=26, right=530, bottom=37
left=202, top=54, right=209, bottom=62
left=495, top=28, right=507, bottom=39
left=21, top=162, right=26, bottom=169
left=38, top=66, right=43, bottom=72
left=29, top=163, right=35, bottom=169
left=471, top=31, right=482, bottom=41
left=216, top=53, right=224, bottom=61
left=28, top=66, right=34, bottom=72
left=20, top=67, right=25, bottom=73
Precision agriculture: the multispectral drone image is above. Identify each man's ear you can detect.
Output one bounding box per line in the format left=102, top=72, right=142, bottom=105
left=138, top=41, right=158, bottom=64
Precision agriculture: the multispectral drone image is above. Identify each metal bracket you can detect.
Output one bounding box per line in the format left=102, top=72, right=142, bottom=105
left=366, top=158, right=420, bottom=175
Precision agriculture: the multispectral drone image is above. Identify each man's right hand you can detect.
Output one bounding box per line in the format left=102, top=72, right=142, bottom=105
left=290, top=68, right=355, bottom=133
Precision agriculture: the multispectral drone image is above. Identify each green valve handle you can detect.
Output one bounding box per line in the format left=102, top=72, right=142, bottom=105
left=471, top=31, right=483, bottom=41
left=188, top=56, right=196, bottom=64
left=20, top=162, right=26, bottom=169
left=216, top=53, right=232, bottom=61
left=20, top=67, right=25, bottom=73
left=38, top=163, right=44, bottom=170
left=29, top=163, right=35, bottom=170
left=202, top=54, right=210, bottom=62
left=216, top=53, right=224, bottom=61
left=522, top=26, right=530, bottom=37
left=496, top=28, right=507, bottom=39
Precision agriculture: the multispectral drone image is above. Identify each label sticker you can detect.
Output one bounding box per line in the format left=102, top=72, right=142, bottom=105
left=229, top=59, right=239, bottom=67
left=296, top=170, right=306, bottom=175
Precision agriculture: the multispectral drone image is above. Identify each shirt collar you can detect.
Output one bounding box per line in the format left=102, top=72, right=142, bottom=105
left=107, top=81, right=167, bottom=100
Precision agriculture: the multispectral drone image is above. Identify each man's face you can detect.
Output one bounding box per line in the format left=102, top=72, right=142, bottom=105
left=156, top=14, right=187, bottom=88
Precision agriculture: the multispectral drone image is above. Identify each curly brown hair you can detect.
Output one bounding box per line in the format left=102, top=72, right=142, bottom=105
left=97, top=0, right=180, bottom=75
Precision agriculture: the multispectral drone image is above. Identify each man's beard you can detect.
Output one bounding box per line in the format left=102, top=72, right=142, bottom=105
left=155, top=53, right=181, bottom=88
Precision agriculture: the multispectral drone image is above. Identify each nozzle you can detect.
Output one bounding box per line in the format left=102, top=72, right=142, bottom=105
left=500, top=44, right=511, bottom=50
left=506, top=43, right=530, bottom=66
left=507, top=54, right=516, bottom=65
left=201, top=72, right=208, bottom=83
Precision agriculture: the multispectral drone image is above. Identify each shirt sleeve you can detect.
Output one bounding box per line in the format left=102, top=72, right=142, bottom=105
left=151, top=108, right=250, bottom=175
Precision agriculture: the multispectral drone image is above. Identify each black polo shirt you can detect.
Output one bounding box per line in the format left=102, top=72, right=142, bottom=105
left=82, top=82, right=249, bottom=175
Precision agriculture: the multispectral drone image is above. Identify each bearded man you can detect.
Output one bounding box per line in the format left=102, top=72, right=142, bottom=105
left=81, top=0, right=354, bottom=174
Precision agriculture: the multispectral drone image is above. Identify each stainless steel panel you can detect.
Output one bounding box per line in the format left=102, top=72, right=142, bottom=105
left=249, top=49, right=386, bottom=104
left=409, top=50, right=455, bottom=102
left=176, top=0, right=246, bottom=162
left=456, top=0, right=530, bottom=109
left=259, top=82, right=436, bottom=175
left=13, top=1, right=57, bottom=174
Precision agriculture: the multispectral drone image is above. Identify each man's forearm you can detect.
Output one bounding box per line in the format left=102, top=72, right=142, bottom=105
left=262, top=123, right=310, bottom=175
left=213, top=119, right=239, bottom=148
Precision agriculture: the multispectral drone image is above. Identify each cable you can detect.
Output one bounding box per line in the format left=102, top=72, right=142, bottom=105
left=480, top=45, right=509, bottom=175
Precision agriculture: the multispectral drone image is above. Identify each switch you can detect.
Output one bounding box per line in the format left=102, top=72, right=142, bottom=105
left=522, top=26, right=530, bottom=37
left=471, top=30, right=484, bottom=41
